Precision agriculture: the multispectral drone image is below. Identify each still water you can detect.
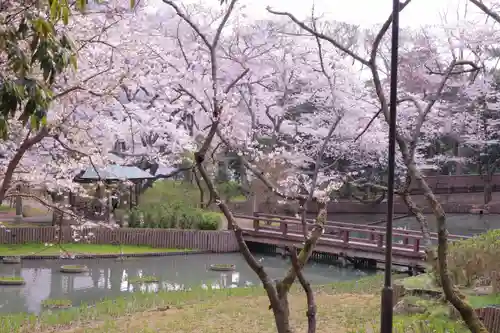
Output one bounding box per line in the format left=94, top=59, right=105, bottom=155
left=0, top=253, right=373, bottom=314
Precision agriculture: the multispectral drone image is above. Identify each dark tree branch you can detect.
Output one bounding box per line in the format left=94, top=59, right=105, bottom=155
left=469, top=0, right=500, bottom=24
left=267, top=7, right=369, bottom=66
left=354, top=107, right=382, bottom=142
left=216, top=129, right=307, bottom=202
left=0, top=128, right=49, bottom=204
left=225, top=68, right=250, bottom=93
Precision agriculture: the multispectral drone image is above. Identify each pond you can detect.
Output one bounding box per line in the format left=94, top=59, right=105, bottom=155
left=0, top=253, right=374, bottom=314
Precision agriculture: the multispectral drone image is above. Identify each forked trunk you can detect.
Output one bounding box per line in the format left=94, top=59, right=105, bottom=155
left=401, top=192, right=432, bottom=249
left=273, top=285, right=293, bottom=333
left=409, top=164, right=488, bottom=333
left=193, top=169, right=205, bottom=208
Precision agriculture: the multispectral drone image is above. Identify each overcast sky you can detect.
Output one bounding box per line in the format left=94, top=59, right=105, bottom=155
left=161, top=0, right=488, bottom=28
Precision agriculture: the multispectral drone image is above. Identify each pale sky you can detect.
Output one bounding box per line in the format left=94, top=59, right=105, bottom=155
left=168, top=0, right=488, bottom=28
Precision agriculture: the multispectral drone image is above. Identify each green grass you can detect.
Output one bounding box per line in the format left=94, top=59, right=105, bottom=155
left=127, top=276, right=160, bottom=284
left=0, top=276, right=24, bottom=282
left=60, top=265, right=87, bottom=270
left=0, top=205, right=14, bottom=212
left=0, top=222, right=50, bottom=228
left=398, top=274, right=500, bottom=309
left=0, top=274, right=385, bottom=333
left=0, top=276, right=25, bottom=286
left=0, top=274, right=481, bottom=333
left=398, top=273, right=438, bottom=291
left=41, top=299, right=72, bottom=309
left=209, top=264, right=234, bottom=268
left=391, top=274, right=500, bottom=332
left=230, top=195, right=247, bottom=202
left=0, top=243, right=194, bottom=256
left=469, top=293, right=500, bottom=308
left=393, top=312, right=469, bottom=333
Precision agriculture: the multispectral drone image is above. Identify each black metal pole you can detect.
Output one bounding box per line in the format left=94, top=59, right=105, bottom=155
left=380, top=0, right=400, bottom=332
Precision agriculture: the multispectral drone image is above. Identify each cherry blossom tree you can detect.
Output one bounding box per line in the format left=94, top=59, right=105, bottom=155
left=0, top=1, right=192, bottom=226
left=267, top=1, right=492, bottom=331
left=463, top=0, right=500, bottom=205
left=154, top=1, right=386, bottom=332
left=221, top=18, right=385, bottom=213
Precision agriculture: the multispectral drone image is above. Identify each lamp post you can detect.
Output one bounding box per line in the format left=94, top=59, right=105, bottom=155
left=380, top=0, right=400, bottom=332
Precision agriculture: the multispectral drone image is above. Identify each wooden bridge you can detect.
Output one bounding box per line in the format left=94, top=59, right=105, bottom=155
left=233, top=212, right=469, bottom=269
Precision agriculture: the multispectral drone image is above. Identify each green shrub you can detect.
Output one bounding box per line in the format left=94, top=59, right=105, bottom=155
left=445, top=229, right=500, bottom=290
left=128, top=209, right=141, bottom=228
left=217, top=181, right=245, bottom=201
left=127, top=180, right=231, bottom=231
left=197, top=212, right=222, bottom=230
left=127, top=203, right=221, bottom=231
left=141, top=180, right=201, bottom=208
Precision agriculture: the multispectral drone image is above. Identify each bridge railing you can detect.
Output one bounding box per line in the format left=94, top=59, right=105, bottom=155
left=254, top=212, right=466, bottom=239
left=233, top=212, right=468, bottom=254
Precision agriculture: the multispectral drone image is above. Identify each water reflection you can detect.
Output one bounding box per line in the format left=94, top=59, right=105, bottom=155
left=0, top=253, right=371, bottom=314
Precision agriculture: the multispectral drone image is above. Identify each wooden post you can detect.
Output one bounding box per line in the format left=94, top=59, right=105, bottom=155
left=369, top=229, right=376, bottom=242
left=14, top=184, right=22, bottom=224
left=377, top=234, right=384, bottom=248
left=106, top=190, right=112, bottom=222
left=252, top=211, right=260, bottom=231
left=227, top=214, right=233, bottom=230
left=342, top=230, right=349, bottom=243
left=280, top=221, right=288, bottom=236
left=413, top=238, right=420, bottom=252
left=135, top=182, right=140, bottom=205
left=403, top=233, right=409, bottom=245
left=129, top=185, right=133, bottom=210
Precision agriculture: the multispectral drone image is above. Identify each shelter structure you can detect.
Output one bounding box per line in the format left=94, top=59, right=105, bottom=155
left=71, top=165, right=155, bottom=221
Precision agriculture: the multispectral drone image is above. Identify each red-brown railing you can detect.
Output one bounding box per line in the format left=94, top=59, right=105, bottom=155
left=234, top=212, right=468, bottom=255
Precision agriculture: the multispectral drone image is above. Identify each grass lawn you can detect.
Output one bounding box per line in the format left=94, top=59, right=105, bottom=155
left=0, top=274, right=489, bottom=333
left=0, top=276, right=385, bottom=333
left=0, top=243, right=194, bottom=256
left=0, top=223, right=50, bottom=228
left=0, top=205, right=14, bottom=213
left=230, top=195, right=247, bottom=202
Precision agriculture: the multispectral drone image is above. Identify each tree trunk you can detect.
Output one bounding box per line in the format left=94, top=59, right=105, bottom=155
left=193, top=168, right=205, bottom=208
left=0, top=129, right=48, bottom=204
left=483, top=173, right=493, bottom=205
left=401, top=191, right=439, bottom=284
left=408, top=163, right=488, bottom=333
left=273, top=284, right=293, bottom=333
left=484, top=183, right=492, bottom=205
left=239, top=156, right=249, bottom=190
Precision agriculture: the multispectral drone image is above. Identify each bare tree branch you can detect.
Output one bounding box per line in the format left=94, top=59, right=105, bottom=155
left=267, top=7, right=369, bottom=66
left=469, top=0, right=500, bottom=24
left=224, top=68, right=250, bottom=94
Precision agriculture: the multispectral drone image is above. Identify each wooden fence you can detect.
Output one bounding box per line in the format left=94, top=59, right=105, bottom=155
left=475, top=307, right=500, bottom=332
left=0, top=227, right=239, bottom=253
